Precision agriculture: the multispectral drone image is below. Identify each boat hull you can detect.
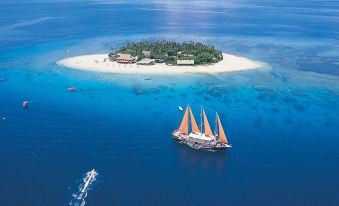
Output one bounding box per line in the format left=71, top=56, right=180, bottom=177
left=172, top=131, right=185, bottom=141
left=172, top=130, right=231, bottom=151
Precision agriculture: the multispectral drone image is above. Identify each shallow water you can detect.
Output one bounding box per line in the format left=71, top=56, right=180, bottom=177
left=1, top=1, right=339, bottom=206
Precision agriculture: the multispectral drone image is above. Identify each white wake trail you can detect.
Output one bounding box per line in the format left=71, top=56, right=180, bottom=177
left=69, top=169, right=98, bottom=206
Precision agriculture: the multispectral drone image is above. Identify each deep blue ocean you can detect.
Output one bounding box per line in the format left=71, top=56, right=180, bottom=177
left=0, top=1, right=339, bottom=205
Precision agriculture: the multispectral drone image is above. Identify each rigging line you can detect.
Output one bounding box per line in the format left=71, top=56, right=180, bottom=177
left=187, top=103, right=219, bottom=114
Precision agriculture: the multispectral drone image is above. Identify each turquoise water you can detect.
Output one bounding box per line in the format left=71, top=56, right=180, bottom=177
left=1, top=1, right=339, bottom=205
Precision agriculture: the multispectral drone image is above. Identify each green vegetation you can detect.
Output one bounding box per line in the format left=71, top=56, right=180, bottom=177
left=109, top=41, right=223, bottom=65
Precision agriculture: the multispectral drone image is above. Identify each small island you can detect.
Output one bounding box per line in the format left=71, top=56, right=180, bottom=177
left=57, top=41, right=265, bottom=74
left=109, top=41, right=223, bottom=66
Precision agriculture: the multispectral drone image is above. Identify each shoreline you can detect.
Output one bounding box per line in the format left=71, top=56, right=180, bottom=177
left=56, top=53, right=266, bottom=74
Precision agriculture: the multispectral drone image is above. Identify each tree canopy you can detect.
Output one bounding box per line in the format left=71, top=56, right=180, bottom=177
left=109, top=41, right=223, bottom=65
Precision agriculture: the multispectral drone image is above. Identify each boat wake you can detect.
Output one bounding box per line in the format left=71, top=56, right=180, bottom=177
left=69, top=169, right=98, bottom=206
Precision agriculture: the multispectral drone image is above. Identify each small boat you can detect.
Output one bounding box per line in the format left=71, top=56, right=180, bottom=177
left=178, top=106, right=183, bottom=111
left=172, top=106, right=231, bottom=150
left=22, top=100, right=29, bottom=108
left=67, top=87, right=77, bottom=92
left=69, top=169, right=98, bottom=206
left=144, top=76, right=152, bottom=80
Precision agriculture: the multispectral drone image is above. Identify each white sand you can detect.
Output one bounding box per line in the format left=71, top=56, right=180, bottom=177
left=57, top=53, right=265, bottom=74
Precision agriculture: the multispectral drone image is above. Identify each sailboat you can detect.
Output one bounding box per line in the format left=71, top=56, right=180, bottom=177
left=172, top=105, right=231, bottom=150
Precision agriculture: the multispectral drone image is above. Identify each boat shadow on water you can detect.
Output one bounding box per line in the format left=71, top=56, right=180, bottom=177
left=173, top=140, right=231, bottom=172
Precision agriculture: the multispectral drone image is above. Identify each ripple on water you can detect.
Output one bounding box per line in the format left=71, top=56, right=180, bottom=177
left=131, top=86, right=161, bottom=96
left=253, top=85, right=277, bottom=102
left=282, top=96, right=297, bottom=104
left=323, top=118, right=333, bottom=127
left=25, top=74, right=34, bottom=80
left=229, top=86, right=237, bottom=92
left=204, top=87, right=226, bottom=98
left=256, top=91, right=277, bottom=101
left=293, top=103, right=305, bottom=112
left=271, top=107, right=280, bottom=113
left=325, top=88, right=339, bottom=97
left=153, top=111, right=163, bottom=116
left=249, top=105, right=257, bottom=110
left=205, top=87, right=222, bottom=97
left=253, top=85, right=275, bottom=92
left=254, top=116, right=263, bottom=127
left=222, top=97, right=230, bottom=104
left=181, top=93, right=187, bottom=98
left=270, top=71, right=288, bottom=82
left=284, top=116, right=295, bottom=125
left=290, top=88, right=309, bottom=97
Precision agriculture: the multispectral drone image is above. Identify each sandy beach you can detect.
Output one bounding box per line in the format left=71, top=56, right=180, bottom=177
left=57, top=53, right=265, bottom=74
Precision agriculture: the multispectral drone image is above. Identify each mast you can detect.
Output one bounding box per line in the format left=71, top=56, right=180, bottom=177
left=200, top=106, right=203, bottom=133
left=202, top=109, right=213, bottom=136
left=189, top=106, right=201, bottom=133
left=178, top=106, right=189, bottom=134
left=216, top=113, right=228, bottom=144
left=214, top=112, right=218, bottom=137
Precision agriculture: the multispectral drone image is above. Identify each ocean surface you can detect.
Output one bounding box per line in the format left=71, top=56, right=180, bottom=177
left=0, top=1, right=339, bottom=205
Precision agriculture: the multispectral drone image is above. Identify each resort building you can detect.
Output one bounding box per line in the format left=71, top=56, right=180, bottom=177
left=142, top=50, right=151, bottom=58
left=177, top=59, right=195, bottom=65
left=137, top=58, right=155, bottom=65
left=116, top=53, right=137, bottom=64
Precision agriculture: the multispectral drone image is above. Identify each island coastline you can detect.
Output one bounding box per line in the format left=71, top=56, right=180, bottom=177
left=57, top=53, right=266, bottom=74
